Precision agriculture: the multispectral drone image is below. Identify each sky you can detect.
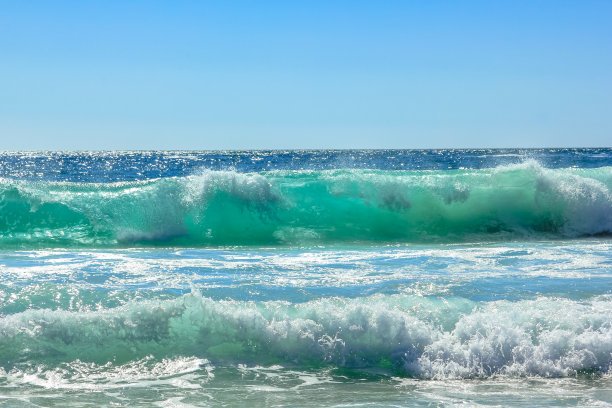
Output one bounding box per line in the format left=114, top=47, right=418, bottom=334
left=0, top=1, right=611, bottom=150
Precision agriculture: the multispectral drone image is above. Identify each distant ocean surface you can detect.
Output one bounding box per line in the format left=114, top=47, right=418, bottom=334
left=0, top=149, right=611, bottom=407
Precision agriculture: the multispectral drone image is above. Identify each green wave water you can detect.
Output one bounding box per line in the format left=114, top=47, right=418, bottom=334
left=2, top=290, right=611, bottom=378
left=1, top=161, right=610, bottom=248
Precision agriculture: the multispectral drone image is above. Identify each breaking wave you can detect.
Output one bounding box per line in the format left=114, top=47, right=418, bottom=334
left=1, top=292, right=610, bottom=379
left=0, top=161, right=610, bottom=248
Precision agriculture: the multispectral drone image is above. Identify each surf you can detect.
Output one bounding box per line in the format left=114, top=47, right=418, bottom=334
left=0, top=161, right=610, bottom=248
left=1, top=291, right=610, bottom=378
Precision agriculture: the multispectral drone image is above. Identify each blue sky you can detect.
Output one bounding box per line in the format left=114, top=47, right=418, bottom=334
left=1, top=1, right=611, bottom=150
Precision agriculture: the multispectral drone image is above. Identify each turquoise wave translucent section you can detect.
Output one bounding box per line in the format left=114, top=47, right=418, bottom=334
left=1, top=161, right=610, bottom=248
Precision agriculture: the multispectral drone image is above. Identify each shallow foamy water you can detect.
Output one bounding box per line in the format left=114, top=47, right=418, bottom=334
left=1, top=241, right=611, bottom=406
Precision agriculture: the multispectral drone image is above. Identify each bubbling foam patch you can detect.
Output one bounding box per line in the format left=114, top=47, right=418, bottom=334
left=1, top=292, right=610, bottom=378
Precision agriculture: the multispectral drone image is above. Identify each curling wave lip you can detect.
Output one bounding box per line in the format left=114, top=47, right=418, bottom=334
left=0, top=161, right=610, bottom=248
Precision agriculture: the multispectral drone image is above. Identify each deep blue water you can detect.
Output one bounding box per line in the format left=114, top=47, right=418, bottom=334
left=1, top=148, right=610, bottom=182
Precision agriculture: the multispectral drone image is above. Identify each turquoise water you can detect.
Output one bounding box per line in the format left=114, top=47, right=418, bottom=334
left=0, top=150, right=611, bottom=406
left=1, top=162, right=610, bottom=248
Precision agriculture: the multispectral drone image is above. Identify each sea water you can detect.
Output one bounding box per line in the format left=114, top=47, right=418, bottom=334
left=0, top=149, right=610, bottom=407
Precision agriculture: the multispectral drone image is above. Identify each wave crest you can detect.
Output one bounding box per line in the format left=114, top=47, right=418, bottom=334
left=0, top=162, right=610, bottom=248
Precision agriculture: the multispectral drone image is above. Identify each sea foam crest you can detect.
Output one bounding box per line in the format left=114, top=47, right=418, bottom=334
left=528, top=162, right=612, bottom=236
left=182, top=169, right=278, bottom=205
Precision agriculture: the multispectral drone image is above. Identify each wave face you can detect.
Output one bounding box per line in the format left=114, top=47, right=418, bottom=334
left=1, top=292, right=610, bottom=379
left=0, top=161, right=610, bottom=248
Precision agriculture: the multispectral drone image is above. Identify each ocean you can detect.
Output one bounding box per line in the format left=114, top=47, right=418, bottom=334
left=0, top=149, right=610, bottom=407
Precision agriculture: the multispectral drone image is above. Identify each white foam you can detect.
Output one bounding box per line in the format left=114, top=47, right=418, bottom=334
left=3, top=355, right=211, bottom=390
left=3, top=293, right=610, bottom=379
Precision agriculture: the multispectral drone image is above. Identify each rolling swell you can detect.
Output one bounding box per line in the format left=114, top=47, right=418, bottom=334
left=0, top=161, right=610, bottom=248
